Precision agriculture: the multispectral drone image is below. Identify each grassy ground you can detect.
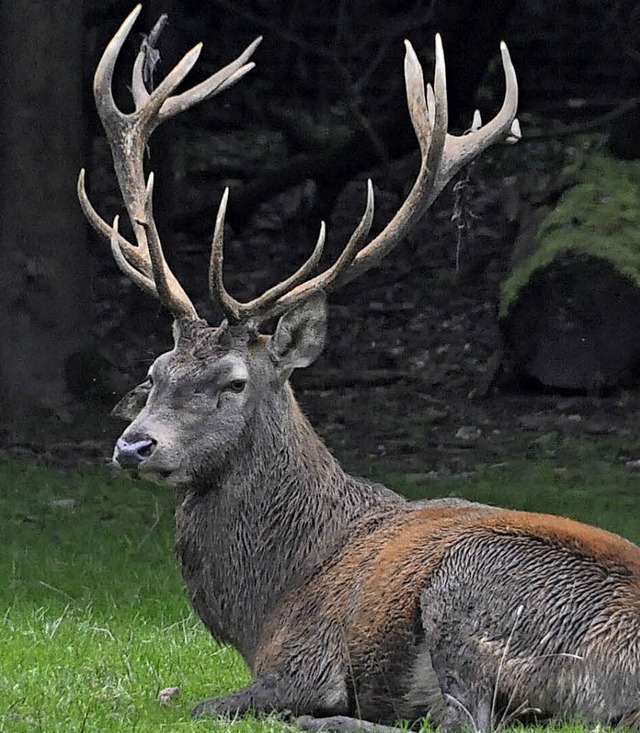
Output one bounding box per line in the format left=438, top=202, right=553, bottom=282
left=1, top=457, right=638, bottom=732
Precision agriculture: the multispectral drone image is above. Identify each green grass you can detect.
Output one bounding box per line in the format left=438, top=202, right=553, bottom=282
left=1, top=457, right=638, bottom=731
left=0, top=462, right=287, bottom=732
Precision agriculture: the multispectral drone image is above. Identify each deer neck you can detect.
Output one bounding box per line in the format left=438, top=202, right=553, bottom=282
left=174, top=384, right=403, bottom=662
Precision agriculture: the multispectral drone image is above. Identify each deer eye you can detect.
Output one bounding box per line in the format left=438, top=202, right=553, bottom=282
left=227, top=379, right=246, bottom=393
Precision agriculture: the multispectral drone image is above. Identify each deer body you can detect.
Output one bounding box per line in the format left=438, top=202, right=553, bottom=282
left=116, top=319, right=640, bottom=731
left=254, top=506, right=640, bottom=729
left=80, top=7, right=640, bottom=731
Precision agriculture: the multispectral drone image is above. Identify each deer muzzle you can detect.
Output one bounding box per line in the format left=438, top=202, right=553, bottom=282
left=113, top=436, right=157, bottom=469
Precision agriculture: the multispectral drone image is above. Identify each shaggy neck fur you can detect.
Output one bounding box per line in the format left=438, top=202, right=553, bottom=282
left=174, top=383, right=403, bottom=664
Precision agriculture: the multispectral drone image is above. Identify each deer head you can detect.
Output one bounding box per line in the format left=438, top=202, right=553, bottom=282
left=79, top=5, right=519, bottom=488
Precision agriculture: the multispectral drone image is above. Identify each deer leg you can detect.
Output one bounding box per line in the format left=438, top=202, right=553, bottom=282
left=296, top=715, right=409, bottom=733
left=192, top=669, right=347, bottom=721
left=191, top=676, right=283, bottom=719
left=191, top=690, right=253, bottom=719
left=418, top=584, right=497, bottom=733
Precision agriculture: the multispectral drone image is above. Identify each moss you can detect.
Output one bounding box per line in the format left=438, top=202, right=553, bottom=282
left=499, top=154, right=640, bottom=317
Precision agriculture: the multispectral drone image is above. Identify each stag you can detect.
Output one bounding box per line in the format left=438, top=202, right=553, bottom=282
left=79, top=6, right=640, bottom=732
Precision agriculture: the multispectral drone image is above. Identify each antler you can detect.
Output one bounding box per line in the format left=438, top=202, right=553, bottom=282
left=78, top=5, right=261, bottom=319
left=210, top=34, right=519, bottom=324
left=80, top=6, right=518, bottom=328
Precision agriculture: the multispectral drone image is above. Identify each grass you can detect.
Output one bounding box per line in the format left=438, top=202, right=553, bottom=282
left=1, top=456, right=638, bottom=732
left=1, top=462, right=284, bottom=733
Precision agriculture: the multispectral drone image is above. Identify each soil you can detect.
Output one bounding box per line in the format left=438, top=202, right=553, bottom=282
left=5, top=140, right=640, bottom=479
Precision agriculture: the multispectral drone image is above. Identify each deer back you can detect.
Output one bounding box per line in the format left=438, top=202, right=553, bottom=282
left=252, top=504, right=640, bottom=725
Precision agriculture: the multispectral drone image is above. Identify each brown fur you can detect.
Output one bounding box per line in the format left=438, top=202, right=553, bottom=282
left=253, top=507, right=640, bottom=727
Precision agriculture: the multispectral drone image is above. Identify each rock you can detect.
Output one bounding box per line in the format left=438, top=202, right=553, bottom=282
left=50, top=498, right=76, bottom=509
left=454, top=425, right=481, bottom=441
left=516, top=414, right=553, bottom=431
left=157, top=686, right=181, bottom=707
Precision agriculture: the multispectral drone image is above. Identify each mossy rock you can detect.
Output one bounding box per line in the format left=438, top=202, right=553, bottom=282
left=501, top=154, right=640, bottom=317
left=499, top=154, right=640, bottom=391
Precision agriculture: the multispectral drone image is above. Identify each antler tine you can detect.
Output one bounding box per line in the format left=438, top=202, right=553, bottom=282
left=437, top=40, right=519, bottom=185
left=416, top=35, right=448, bottom=192
left=80, top=7, right=261, bottom=320
left=139, top=174, right=199, bottom=319
left=333, top=35, right=518, bottom=287
left=209, top=188, right=243, bottom=323
left=236, top=222, right=326, bottom=320
left=275, top=34, right=518, bottom=295
left=77, top=168, right=152, bottom=278
left=106, top=191, right=198, bottom=320
left=93, top=5, right=142, bottom=129
left=208, top=182, right=374, bottom=324
left=131, top=32, right=262, bottom=124
left=271, top=180, right=375, bottom=318
left=209, top=189, right=328, bottom=324
left=160, top=37, right=262, bottom=120
left=109, top=215, right=158, bottom=299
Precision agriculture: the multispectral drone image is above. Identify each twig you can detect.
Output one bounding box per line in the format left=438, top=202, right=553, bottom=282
left=134, top=497, right=161, bottom=551
left=210, top=0, right=335, bottom=62
left=444, top=693, right=480, bottom=733
left=140, top=14, right=169, bottom=91
left=523, top=96, right=640, bottom=141
left=38, top=580, right=75, bottom=601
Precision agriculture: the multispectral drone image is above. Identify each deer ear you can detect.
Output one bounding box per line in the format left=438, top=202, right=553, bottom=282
left=111, top=379, right=152, bottom=421
left=267, top=293, right=327, bottom=381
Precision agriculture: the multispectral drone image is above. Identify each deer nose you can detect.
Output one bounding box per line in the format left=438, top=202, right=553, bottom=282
left=114, top=437, right=157, bottom=468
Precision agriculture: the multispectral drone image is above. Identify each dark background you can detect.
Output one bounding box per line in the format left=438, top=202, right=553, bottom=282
left=1, top=0, right=638, bottom=471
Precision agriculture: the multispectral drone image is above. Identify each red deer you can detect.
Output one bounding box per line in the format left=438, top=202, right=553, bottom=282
left=79, top=6, right=640, bottom=732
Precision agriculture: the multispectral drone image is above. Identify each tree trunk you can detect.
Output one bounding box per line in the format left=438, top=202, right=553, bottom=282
left=0, top=1, right=88, bottom=421
left=608, top=0, right=640, bottom=160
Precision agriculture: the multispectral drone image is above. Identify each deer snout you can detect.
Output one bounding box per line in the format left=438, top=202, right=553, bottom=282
left=113, top=436, right=157, bottom=469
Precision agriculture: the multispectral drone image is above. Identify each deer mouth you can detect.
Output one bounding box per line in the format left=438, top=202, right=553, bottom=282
left=138, top=463, right=191, bottom=488
left=112, top=450, right=182, bottom=486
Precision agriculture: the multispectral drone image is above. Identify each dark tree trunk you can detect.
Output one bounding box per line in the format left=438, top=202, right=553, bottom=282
left=608, top=64, right=640, bottom=160
left=608, top=0, right=640, bottom=160
left=0, top=1, right=88, bottom=421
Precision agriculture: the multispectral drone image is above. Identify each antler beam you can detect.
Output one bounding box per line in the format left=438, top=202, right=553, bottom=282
left=78, top=4, right=261, bottom=319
